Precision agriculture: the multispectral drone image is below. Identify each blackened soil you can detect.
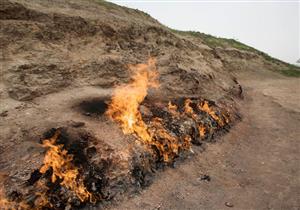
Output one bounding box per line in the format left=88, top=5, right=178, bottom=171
left=75, top=98, right=109, bottom=117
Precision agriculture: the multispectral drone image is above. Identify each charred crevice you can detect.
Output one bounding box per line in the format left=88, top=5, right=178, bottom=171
left=131, top=165, right=151, bottom=188
left=131, top=153, right=155, bottom=189
left=26, top=169, right=42, bottom=186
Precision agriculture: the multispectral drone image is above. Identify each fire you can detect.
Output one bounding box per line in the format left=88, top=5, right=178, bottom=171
left=184, top=99, right=194, bottom=115
left=168, top=101, right=177, bottom=112
left=106, top=58, right=159, bottom=142
left=0, top=187, right=13, bottom=210
left=0, top=56, right=234, bottom=208
left=183, top=99, right=208, bottom=138
left=40, top=130, right=91, bottom=202
left=198, top=124, right=206, bottom=137
left=106, top=58, right=232, bottom=162
left=0, top=131, right=94, bottom=209
left=168, top=102, right=181, bottom=118
left=198, top=101, right=225, bottom=126
left=107, top=59, right=193, bottom=162
left=184, top=99, right=198, bottom=119
left=148, top=117, right=191, bottom=162
left=0, top=181, right=30, bottom=210
left=34, top=180, right=51, bottom=208
left=168, top=102, right=177, bottom=110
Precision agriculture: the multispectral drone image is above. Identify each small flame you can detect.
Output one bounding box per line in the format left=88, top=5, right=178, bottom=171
left=40, top=130, right=91, bottom=202
left=184, top=99, right=198, bottom=119
left=168, top=101, right=177, bottom=111
left=0, top=187, right=13, bottom=210
left=0, top=181, right=30, bottom=210
left=34, top=180, right=52, bottom=208
left=184, top=99, right=208, bottom=138
left=199, top=101, right=225, bottom=126
left=184, top=99, right=194, bottom=115
left=149, top=118, right=179, bottom=162
left=168, top=101, right=180, bottom=116
left=198, top=124, right=206, bottom=137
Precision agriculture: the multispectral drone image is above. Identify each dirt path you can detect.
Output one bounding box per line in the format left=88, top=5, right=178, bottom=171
left=107, top=75, right=300, bottom=210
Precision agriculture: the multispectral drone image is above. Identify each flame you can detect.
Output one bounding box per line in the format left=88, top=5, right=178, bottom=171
left=0, top=173, right=24, bottom=210
left=222, top=112, right=230, bottom=124
left=184, top=99, right=194, bottom=115
left=183, top=99, right=207, bottom=138
left=198, top=124, right=206, bottom=137
left=0, top=131, right=94, bottom=209
left=184, top=99, right=198, bottom=119
left=34, top=180, right=51, bottom=209
left=107, top=59, right=192, bottom=162
left=0, top=184, right=30, bottom=210
left=106, top=59, right=230, bottom=162
left=40, top=131, right=91, bottom=202
left=168, top=101, right=180, bottom=117
left=106, top=58, right=159, bottom=142
left=168, top=101, right=177, bottom=111
left=148, top=117, right=190, bottom=162
left=199, top=101, right=224, bottom=126
left=0, top=187, right=13, bottom=210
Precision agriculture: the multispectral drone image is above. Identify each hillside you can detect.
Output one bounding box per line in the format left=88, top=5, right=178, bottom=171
left=1, top=0, right=299, bottom=103
left=0, top=0, right=299, bottom=209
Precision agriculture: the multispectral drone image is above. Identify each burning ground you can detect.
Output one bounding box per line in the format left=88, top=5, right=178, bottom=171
left=0, top=58, right=240, bottom=209
left=1, top=0, right=299, bottom=209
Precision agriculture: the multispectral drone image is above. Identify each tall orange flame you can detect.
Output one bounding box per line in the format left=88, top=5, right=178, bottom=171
left=107, top=59, right=193, bottom=162
left=106, top=58, right=159, bottom=142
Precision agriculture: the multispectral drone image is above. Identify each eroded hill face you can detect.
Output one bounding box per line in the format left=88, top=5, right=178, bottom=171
left=0, top=0, right=244, bottom=103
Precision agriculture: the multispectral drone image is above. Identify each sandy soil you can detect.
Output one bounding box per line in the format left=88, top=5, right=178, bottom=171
left=107, top=72, right=300, bottom=210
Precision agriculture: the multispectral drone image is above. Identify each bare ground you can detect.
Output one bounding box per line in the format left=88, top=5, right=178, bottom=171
left=107, top=72, right=300, bottom=210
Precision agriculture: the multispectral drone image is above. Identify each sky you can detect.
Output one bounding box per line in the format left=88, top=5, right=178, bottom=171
left=108, top=0, right=299, bottom=65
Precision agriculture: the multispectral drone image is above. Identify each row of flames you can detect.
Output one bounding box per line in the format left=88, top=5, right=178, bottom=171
left=0, top=58, right=230, bottom=209
left=106, top=58, right=230, bottom=162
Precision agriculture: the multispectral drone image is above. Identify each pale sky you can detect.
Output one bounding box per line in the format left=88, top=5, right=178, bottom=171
left=109, top=0, right=299, bottom=65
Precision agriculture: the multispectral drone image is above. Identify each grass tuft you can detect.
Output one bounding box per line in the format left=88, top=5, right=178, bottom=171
left=279, top=68, right=300, bottom=77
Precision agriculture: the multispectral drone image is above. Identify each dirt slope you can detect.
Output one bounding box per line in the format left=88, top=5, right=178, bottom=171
left=0, top=0, right=240, bottom=103
left=108, top=71, right=300, bottom=210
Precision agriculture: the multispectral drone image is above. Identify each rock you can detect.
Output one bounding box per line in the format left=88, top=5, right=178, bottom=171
left=84, top=112, right=91, bottom=116
left=70, top=121, right=85, bottom=128
left=199, top=174, right=211, bottom=182
left=0, top=110, right=8, bottom=117
left=225, top=202, right=234, bottom=207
